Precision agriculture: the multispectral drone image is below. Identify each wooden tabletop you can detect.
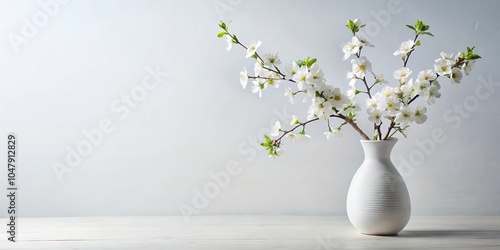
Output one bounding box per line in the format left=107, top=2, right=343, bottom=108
left=2, top=216, right=499, bottom=249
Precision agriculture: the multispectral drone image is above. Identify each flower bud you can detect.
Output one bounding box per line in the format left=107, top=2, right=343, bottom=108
left=353, top=19, right=361, bottom=28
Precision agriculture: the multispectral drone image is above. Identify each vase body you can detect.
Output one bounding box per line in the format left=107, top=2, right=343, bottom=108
left=346, top=139, right=410, bottom=235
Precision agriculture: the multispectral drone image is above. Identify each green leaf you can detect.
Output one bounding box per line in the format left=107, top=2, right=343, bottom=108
left=406, top=25, right=416, bottom=31
left=415, top=20, right=424, bottom=30
left=346, top=20, right=355, bottom=31
left=466, top=54, right=482, bottom=60
left=264, top=135, right=273, bottom=143
left=218, top=21, right=227, bottom=30
left=415, top=40, right=421, bottom=46
left=413, top=20, right=431, bottom=35
left=296, top=60, right=305, bottom=67
left=232, top=34, right=239, bottom=43
left=421, top=32, right=434, bottom=37
left=217, top=31, right=226, bottom=38
left=346, top=112, right=356, bottom=121
left=463, top=46, right=481, bottom=60
left=346, top=20, right=361, bottom=34
left=306, top=58, right=317, bottom=68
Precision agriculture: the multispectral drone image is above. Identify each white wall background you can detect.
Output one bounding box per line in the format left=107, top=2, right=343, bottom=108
left=0, top=0, right=499, bottom=218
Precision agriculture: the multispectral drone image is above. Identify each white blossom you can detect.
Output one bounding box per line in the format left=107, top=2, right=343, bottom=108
left=434, top=58, right=453, bottom=75
left=245, top=40, right=262, bottom=58
left=309, top=63, right=326, bottom=86
left=326, top=87, right=350, bottom=109
left=381, top=96, right=400, bottom=115
left=393, top=67, right=412, bottom=82
left=353, top=18, right=361, bottom=29
left=286, top=133, right=297, bottom=142
left=417, top=69, right=437, bottom=82
left=450, top=67, right=463, bottom=84
left=284, top=87, right=295, bottom=104
left=263, top=52, right=281, bottom=67
left=347, top=71, right=358, bottom=87
left=400, top=78, right=416, bottom=100
left=413, top=79, right=430, bottom=95
left=366, top=97, right=379, bottom=112
left=308, top=98, right=333, bottom=120
left=462, top=60, right=476, bottom=76
left=343, top=36, right=361, bottom=60
left=379, top=86, right=399, bottom=101
left=285, top=61, right=300, bottom=79
left=270, top=121, right=281, bottom=136
left=240, top=68, right=248, bottom=89
left=395, top=106, right=414, bottom=126
left=351, top=56, right=372, bottom=78
left=324, top=128, right=342, bottom=139
left=414, top=106, right=427, bottom=124
left=253, top=62, right=266, bottom=77
left=251, top=79, right=266, bottom=97
left=296, top=133, right=312, bottom=141
left=266, top=77, right=280, bottom=88
left=225, top=35, right=233, bottom=51
left=394, top=39, right=415, bottom=56
left=357, top=36, right=374, bottom=47
left=367, top=109, right=383, bottom=125
left=440, top=52, right=454, bottom=60
left=346, top=89, right=357, bottom=100
left=374, top=74, right=388, bottom=84
left=293, top=66, right=312, bottom=91
left=423, top=81, right=441, bottom=104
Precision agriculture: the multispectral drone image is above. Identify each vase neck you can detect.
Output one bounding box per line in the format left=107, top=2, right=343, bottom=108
left=360, top=140, right=397, bottom=159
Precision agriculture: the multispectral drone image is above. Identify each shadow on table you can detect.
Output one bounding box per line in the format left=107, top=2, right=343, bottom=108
left=398, top=230, right=500, bottom=238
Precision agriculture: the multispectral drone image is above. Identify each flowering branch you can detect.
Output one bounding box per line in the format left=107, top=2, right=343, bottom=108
left=218, top=18, right=480, bottom=157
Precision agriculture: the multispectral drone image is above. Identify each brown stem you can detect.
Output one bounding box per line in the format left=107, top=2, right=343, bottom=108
left=275, top=118, right=319, bottom=142
left=376, top=123, right=383, bottom=140
left=407, top=94, right=420, bottom=105
left=338, top=114, right=370, bottom=140
left=383, top=120, right=395, bottom=140
left=276, top=114, right=370, bottom=142
left=362, top=77, right=372, bottom=98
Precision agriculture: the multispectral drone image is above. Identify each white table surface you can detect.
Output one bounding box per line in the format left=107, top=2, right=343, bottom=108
left=1, top=216, right=499, bottom=249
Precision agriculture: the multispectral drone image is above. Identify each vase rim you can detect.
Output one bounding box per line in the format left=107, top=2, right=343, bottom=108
left=359, top=138, right=398, bottom=143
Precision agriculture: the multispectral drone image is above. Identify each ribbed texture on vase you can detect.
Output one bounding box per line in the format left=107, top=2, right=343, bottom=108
left=347, top=174, right=411, bottom=214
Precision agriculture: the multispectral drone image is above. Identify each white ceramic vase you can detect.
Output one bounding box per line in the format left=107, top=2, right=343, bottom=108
left=346, top=139, right=411, bottom=235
